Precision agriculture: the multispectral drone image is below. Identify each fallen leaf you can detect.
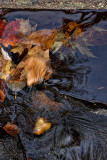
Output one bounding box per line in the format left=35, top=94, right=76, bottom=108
left=0, top=59, right=3, bottom=72
left=24, top=55, right=52, bottom=86
left=0, top=19, right=5, bottom=38
left=1, top=19, right=37, bottom=47
left=1, top=47, right=12, bottom=61
left=33, top=117, right=51, bottom=135
left=0, top=55, right=12, bottom=80
left=23, top=29, right=57, bottom=50
left=27, top=46, right=49, bottom=60
left=32, top=91, right=62, bottom=111
left=63, top=21, right=82, bottom=38
left=0, top=79, right=7, bottom=102
left=3, top=122, right=20, bottom=136
left=10, top=43, right=32, bottom=56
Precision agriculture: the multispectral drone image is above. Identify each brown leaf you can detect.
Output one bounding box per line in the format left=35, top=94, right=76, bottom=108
left=27, top=46, right=49, bottom=60
left=32, top=91, right=62, bottom=111
left=33, top=117, right=51, bottom=135
left=3, top=122, right=20, bottom=136
left=0, top=54, right=12, bottom=81
left=24, top=55, right=52, bottom=86
left=0, top=79, right=7, bottom=102
left=0, top=59, right=3, bottom=72
left=10, top=43, right=32, bottom=56
left=23, top=29, right=57, bottom=50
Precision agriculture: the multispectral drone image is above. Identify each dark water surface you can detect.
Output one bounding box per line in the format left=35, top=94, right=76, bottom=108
left=0, top=9, right=107, bottom=160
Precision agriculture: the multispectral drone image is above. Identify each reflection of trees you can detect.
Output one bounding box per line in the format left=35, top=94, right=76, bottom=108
left=64, top=10, right=107, bottom=27
left=49, top=10, right=107, bottom=98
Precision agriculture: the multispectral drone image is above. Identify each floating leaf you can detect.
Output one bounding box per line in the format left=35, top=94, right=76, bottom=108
left=33, top=117, right=51, bottom=135
left=3, top=122, right=20, bottom=136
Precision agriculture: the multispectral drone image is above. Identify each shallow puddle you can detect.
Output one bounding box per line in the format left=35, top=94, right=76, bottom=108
left=0, top=9, right=107, bottom=160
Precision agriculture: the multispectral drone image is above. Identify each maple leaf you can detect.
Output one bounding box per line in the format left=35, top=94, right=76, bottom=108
left=1, top=19, right=37, bottom=47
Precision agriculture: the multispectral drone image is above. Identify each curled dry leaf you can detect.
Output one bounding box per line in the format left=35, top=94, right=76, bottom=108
left=0, top=79, right=7, bottom=102
left=3, top=122, right=20, bottom=136
left=33, top=117, right=51, bottom=135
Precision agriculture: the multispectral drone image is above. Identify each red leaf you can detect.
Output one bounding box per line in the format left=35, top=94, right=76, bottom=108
left=1, top=19, right=22, bottom=47
left=0, top=19, right=5, bottom=38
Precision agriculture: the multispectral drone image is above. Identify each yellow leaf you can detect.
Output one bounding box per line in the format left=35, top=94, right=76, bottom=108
left=33, top=117, right=51, bottom=135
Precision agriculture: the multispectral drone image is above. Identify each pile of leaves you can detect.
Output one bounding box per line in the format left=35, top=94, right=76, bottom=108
left=0, top=18, right=57, bottom=100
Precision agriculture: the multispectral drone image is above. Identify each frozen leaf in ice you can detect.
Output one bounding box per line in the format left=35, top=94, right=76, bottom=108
left=24, top=55, right=52, bottom=86
left=3, top=122, right=20, bottom=136
left=33, top=117, right=51, bottom=135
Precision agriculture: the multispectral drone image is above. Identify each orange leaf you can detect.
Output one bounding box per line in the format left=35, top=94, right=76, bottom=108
left=3, top=122, right=20, bottom=136
left=0, top=79, right=6, bottom=102
left=24, top=55, right=52, bottom=87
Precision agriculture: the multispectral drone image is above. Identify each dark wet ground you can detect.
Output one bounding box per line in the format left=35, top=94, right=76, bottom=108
left=0, top=9, right=107, bottom=160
